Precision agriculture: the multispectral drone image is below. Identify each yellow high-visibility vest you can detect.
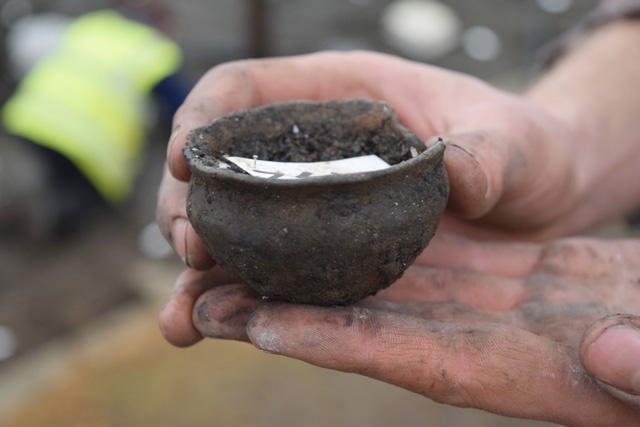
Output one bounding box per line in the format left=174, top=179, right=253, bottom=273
left=2, top=10, right=182, bottom=203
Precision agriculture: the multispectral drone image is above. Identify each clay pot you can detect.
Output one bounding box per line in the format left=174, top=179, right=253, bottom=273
left=184, top=99, right=448, bottom=305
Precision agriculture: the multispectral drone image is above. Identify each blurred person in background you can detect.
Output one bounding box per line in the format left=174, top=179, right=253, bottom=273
left=1, top=1, right=187, bottom=238
left=157, top=0, right=640, bottom=425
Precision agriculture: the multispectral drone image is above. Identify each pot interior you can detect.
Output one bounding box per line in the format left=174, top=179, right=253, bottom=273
left=189, top=100, right=427, bottom=168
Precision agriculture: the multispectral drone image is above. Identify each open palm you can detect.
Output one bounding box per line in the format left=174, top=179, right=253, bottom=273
left=183, top=234, right=640, bottom=426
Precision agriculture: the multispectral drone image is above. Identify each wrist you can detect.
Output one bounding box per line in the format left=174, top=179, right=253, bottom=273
left=523, top=19, right=640, bottom=231
left=525, top=19, right=640, bottom=197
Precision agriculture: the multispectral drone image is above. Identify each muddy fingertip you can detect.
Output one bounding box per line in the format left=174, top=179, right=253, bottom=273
left=192, top=284, right=264, bottom=341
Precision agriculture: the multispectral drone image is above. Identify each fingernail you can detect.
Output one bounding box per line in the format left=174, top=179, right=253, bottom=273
left=448, top=144, right=491, bottom=201
left=585, top=325, right=640, bottom=394
left=167, top=128, right=180, bottom=155
left=441, top=135, right=493, bottom=218
left=252, top=329, right=281, bottom=354
left=247, top=309, right=283, bottom=354
left=167, top=128, right=181, bottom=173
left=183, top=221, right=192, bottom=268
left=170, top=219, right=187, bottom=263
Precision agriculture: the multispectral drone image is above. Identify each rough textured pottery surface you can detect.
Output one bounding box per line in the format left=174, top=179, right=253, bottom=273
left=184, top=99, right=449, bottom=305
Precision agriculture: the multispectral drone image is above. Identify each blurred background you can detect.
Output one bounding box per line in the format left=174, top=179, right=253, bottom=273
left=1, top=0, right=632, bottom=426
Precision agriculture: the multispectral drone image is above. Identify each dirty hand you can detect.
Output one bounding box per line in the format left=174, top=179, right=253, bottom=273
left=159, top=234, right=640, bottom=425
left=157, top=50, right=583, bottom=270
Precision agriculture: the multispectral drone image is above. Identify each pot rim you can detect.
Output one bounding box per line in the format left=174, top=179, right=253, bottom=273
left=185, top=138, right=445, bottom=188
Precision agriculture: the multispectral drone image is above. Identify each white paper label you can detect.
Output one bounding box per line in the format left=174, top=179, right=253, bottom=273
left=224, top=155, right=390, bottom=180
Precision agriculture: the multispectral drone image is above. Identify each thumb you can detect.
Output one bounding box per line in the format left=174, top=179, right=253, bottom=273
left=432, top=133, right=505, bottom=220
left=581, top=314, right=640, bottom=413
left=434, top=123, right=577, bottom=233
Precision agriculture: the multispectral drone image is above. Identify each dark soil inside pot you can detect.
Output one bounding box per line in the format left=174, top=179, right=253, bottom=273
left=188, top=99, right=426, bottom=169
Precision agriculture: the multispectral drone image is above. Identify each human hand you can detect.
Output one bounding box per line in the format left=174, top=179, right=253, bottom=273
left=160, top=234, right=640, bottom=426
left=157, top=50, right=584, bottom=269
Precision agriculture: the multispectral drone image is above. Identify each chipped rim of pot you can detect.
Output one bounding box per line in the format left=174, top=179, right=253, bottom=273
left=184, top=134, right=446, bottom=189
